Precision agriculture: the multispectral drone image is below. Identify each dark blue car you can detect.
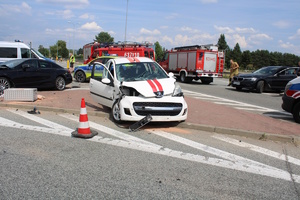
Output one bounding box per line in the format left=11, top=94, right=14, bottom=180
left=232, top=66, right=298, bottom=93
left=0, top=58, right=72, bottom=95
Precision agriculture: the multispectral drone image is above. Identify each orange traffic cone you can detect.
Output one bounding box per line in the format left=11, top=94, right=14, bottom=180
left=71, top=98, right=98, bottom=139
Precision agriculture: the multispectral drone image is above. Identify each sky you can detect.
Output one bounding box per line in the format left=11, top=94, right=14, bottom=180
left=0, top=0, right=300, bottom=56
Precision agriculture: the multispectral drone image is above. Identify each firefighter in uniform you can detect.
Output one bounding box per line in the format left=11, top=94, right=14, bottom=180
left=69, top=53, right=75, bottom=72
left=228, top=59, right=239, bottom=86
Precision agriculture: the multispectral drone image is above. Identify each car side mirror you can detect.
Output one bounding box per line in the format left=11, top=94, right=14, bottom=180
left=102, top=78, right=111, bottom=84
left=168, top=72, right=175, bottom=79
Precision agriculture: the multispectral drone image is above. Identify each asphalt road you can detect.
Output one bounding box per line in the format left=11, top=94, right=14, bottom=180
left=0, top=108, right=299, bottom=199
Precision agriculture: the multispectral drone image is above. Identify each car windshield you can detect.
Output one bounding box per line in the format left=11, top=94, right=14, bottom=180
left=253, top=66, right=281, bottom=75
left=0, top=59, right=24, bottom=68
left=115, top=62, right=168, bottom=82
left=31, top=48, right=45, bottom=58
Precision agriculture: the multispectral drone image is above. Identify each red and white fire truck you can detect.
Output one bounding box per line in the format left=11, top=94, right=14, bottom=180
left=159, top=44, right=224, bottom=84
left=83, top=42, right=155, bottom=64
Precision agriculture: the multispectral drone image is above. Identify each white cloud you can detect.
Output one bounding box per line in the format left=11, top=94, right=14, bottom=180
left=279, top=40, right=295, bottom=49
left=249, top=34, right=272, bottom=41
left=0, top=2, right=32, bottom=16
left=61, top=9, right=74, bottom=19
left=273, top=20, right=290, bottom=29
left=289, top=29, right=300, bottom=40
left=180, top=26, right=200, bottom=33
left=80, top=22, right=102, bottom=32
left=232, top=34, right=247, bottom=48
left=140, top=28, right=161, bottom=35
left=79, top=13, right=95, bottom=20
left=214, top=25, right=234, bottom=34
left=36, top=0, right=89, bottom=9
left=235, top=27, right=256, bottom=34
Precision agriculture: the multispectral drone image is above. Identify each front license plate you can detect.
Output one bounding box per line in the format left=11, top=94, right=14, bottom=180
left=233, top=81, right=240, bottom=85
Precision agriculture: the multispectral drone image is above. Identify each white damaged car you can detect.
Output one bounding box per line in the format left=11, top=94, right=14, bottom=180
left=89, top=57, right=188, bottom=123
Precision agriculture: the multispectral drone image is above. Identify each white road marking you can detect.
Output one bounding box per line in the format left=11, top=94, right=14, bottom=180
left=7, top=109, right=73, bottom=132
left=148, top=129, right=300, bottom=183
left=59, top=113, right=160, bottom=148
left=212, top=134, right=300, bottom=167
left=183, top=89, right=279, bottom=113
left=1, top=113, right=299, bottom=183
left=0, top=117, right=70, bottom=137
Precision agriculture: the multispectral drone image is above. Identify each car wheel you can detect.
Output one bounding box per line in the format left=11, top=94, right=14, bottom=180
left=256, top=81, right=264, bottom=93
left=55, top=76, right=66, bottom=91
left=75, top=71, right=86, bottom=82
left=112, top=100, right=122, bottom=123
left=0, top=77, right=11, bottom=96
left=292, top=102, right=300, bottom=124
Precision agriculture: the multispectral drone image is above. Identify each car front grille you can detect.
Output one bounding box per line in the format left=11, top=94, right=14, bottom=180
left=233, top=77, right=244, bottom=81
left=133, top=102, right=183, bottom=116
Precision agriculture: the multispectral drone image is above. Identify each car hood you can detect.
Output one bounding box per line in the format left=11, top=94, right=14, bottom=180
left=121, top=78, right=175, bottom=97
left=237, top=73, right=268, bottom=78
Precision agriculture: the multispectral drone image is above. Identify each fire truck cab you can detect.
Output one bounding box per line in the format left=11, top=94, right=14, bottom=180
left=83, top=42, right=155, bottom=64
left=159, top=44, right=224, bottom=84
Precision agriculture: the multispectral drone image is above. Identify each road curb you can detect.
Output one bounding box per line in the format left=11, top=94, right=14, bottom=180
left=1, top=103, right=299, bottom=146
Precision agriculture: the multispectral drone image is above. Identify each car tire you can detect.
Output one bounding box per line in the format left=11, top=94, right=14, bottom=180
left=112, top=100, right=122, bottom=123
left=75, top=71, right=86, bottom=82
left=0, top=77, right=11, bottom=96
left=55, top=76, right=66, bottom=91
left=256, top=81, right=264, bottom=93
left=292, top=102, right=300, bottom=124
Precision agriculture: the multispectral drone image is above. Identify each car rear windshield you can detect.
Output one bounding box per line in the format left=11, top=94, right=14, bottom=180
left=0, top=59, right=24, bottom=68
left=116, top=62, right=168, bottom=82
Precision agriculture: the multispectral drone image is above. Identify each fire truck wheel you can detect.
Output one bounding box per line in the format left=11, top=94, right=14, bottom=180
left=75, top=71, right=86, bottom=82
left=180, top=72, right=187, bottom=82
left=292, top=102, right=300, bottom=123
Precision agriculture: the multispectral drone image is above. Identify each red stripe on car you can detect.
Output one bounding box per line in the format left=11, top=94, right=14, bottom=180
left=153, top=79, right=163, bottom=91
left=147, top=80, right=157, bottom=92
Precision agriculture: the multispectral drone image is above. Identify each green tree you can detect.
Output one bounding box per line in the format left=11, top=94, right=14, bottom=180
left=38, top=45, right=50, bottom=58
left=50, top=40, right=69, bottom=59
left=241, top=50, right=251, bottom=70
left=231, top=43, right=242, bottom=65
left=154, top=41, right=164, bottom=62
left=95, top=32, right=114, bottom=43
left=217, top=34, right=229, bottom=51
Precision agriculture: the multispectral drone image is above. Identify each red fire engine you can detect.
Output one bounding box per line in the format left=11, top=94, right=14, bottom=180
left=83, top=42, right=155, bottom=64
left=159, top=44, right=224, bottom=84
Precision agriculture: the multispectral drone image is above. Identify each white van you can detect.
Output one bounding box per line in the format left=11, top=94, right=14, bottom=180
left=0, top=41, right=51, bottom=63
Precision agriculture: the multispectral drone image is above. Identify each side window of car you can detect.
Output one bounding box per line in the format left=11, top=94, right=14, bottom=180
left=24, top=60, right=38, bottom=70
left=0, top=47, right=17, bottom=58
left=93, top=64, right=104, bottom=81
left=21, top=48, right=30, bottom=58
left=39, top=60, right=51, bottom=68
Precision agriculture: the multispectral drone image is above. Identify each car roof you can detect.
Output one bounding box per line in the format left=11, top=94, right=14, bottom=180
left=113, top=57, right=154, bottom=64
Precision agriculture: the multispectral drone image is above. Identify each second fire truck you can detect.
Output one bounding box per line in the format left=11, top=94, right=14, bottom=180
left=83, top=42, right=155, bottom=64
left=159, top=44, right=224, bottom=84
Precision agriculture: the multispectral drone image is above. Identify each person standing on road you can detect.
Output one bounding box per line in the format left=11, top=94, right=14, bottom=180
left=69, top=53, right=75, bottom=72
left=228, top=59, right=239, bottom=86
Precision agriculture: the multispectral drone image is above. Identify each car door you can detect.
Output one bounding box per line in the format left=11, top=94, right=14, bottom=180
left=13, top=59, right=40, bottom=87
left=89, top=60, right=115, bottom=108
left=270, top=68, right=297, bottom=90
left=36, top=60, right=56, bottom=87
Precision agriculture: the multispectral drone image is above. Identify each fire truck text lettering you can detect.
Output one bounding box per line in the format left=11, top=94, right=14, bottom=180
left=124, top=52, right=140, bottom=57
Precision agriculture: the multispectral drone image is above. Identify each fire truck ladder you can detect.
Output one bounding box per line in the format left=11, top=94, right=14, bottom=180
left=174, top=44, right=216, bottom=51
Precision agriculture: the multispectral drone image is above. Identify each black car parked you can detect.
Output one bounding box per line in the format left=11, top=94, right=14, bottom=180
left=0, top=58, right=72, bottom=95
left=231, top=66, right=298, bottom=93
